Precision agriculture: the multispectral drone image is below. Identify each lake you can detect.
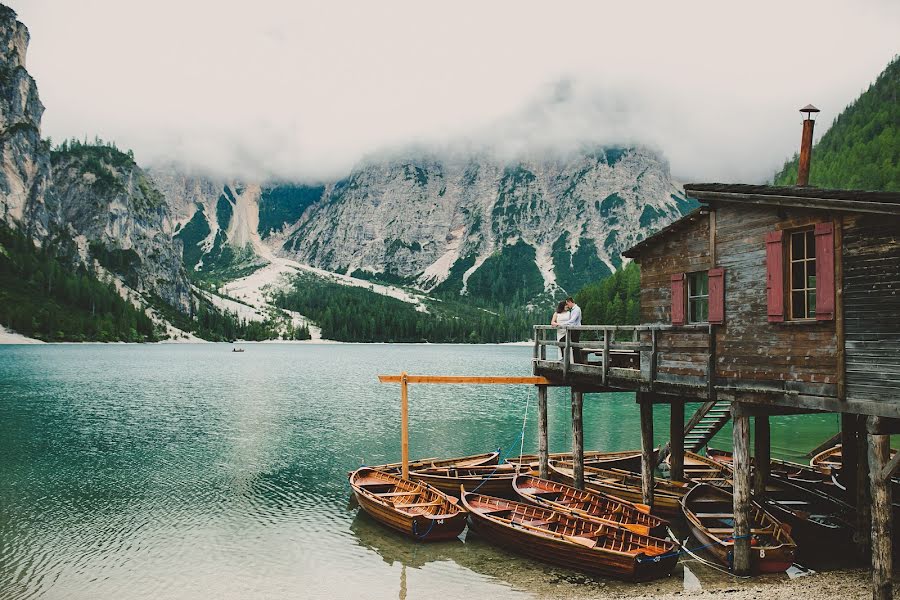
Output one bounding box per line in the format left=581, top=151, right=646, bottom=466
left=0, top=344, right=841, bottom=599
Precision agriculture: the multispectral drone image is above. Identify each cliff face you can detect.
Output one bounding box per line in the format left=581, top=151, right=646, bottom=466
left=0, top=5, right=50, bottom=235
left=0, top=5, right=191, bottom=313
left=48, top=144, right=192, bottom=311
left=156, top=146, right=695, bottom=303
left=280, top=148, right=693, bottom=295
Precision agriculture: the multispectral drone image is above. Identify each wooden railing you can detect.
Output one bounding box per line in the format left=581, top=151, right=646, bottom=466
left=533, top=323, right=712, bottom=390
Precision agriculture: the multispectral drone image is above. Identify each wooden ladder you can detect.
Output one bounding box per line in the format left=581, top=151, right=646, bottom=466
left=683, top=399, right=732, bottom=453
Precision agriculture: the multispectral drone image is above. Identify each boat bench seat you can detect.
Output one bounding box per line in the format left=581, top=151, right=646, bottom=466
left=708, top=527, right=775, bottom=534
left=694, top=512, right=735, bottom=518
left=374, top=491, right=421, bottom=497
left=395, top=501, right=442, bottom=509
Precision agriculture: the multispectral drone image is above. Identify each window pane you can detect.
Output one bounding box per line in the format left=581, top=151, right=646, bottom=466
left=699, top=298, right=708, bottom=322
left=806, top=231, right=815, bottom=258
left=698, top=272, right=708, bottom=295
left=792, top=262, right=805, bottom=289
left=808, top=291, right=816, bottom=317
left=792, top=291, right=806, bottom=319
left=791, top=232, right=805, bottom=260
left=807, top=273, right=816, bottom=289
left=808, top=259, right=816, bottom=278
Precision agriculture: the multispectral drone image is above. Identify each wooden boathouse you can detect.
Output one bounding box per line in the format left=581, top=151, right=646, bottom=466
left=531, top=112, right=900, bottom=597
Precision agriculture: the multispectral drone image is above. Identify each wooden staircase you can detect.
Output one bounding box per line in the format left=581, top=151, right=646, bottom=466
left=682, top=400, right=732, bottom=452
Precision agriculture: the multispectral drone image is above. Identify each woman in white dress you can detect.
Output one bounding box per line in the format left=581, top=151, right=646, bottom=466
left=550, top=301, right=571, bottom=360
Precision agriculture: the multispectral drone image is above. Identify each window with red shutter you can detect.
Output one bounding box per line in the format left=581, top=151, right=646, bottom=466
left=671, top=273, right=685, bottom=326
left=814, top=222, right=835, bottom=320
left=766, top=230, right=785, bottom=322
left=708, top=268, right=725, bottom=324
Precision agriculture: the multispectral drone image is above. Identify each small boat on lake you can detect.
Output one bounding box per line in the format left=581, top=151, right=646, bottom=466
left=549, top=461, right=690, bottom=517
left=232, top=348, right=245, bottom=352
left=682, top=484, right=797, bottom=573
left=667, top=451, right=732, bottom=485
left=366, top=451, right=500, bottom=475
left=409, top=463, right=530, bottom=497
left=461, top=490, right=680, bottom=581
left=506, top=449, right=648, bottom=473
left=348, top=467, right=467, bottom=541
left=707, top=447, right=846, bottom=499
left=512, top=474, right=668, bottom=537
left=811, top=444, right=898, bottom=476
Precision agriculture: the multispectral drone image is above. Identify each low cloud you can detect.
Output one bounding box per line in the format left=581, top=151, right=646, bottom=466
left=11, top=0, right=899, bottom=183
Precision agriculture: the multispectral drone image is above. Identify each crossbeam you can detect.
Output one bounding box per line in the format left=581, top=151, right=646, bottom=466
left=378, top=375, right=552, bottom=385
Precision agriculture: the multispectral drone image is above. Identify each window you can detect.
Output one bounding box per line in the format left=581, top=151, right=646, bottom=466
left=687, top=271, right=709, bottom=323
left=789, top=229, right=816, bottom=319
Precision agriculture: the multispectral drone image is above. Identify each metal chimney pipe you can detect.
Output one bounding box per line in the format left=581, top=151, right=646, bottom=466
left=797, top=104, right=820, bottom=186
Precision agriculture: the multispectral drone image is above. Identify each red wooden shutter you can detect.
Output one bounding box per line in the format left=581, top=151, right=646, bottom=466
left=671, top=273, right=685, bottom=326
left=815, top=222, right=835, bottom=321
left=708, top=267, right=725, bottom=324
left=765, top=230, right=785, bottom=322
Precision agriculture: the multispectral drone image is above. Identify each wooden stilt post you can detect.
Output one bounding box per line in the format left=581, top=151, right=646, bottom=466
left=856, top=414, right=872, bottom=561
left=669, top=400, right=684, bottom=482
left=732, top=405, right=752, bottom=576
left=537, top=385, right=549, bottom=479
left=639, top=392, right=655, bottom=506
left=841, top=412, right=859, bottom=499
left=400, top=372, right=409, bottom=480
left=571, top=389, right=584, bottom=489
left=753, top=415, right=770, bottom=497
left=869, top=417, right=893, bottom=600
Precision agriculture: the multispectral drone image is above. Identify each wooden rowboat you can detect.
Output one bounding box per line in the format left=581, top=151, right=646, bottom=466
left=682, top=484, right=797, bottom=573
left=461, top=490, right=679, bottom=581
left=707, top=447, right=846, bottom=499
left=410, top=463, right=532, bottom=497
left=513, top=474, right=669, bottom=537
left=507, top=449, right=648, bottom=473
left=672, top=451, right=732, bottom=485
left=348, top=467, right=467, bottom=541
left=811, top=444, right=898, bottom=477
left=549, top=461, right=690, bottom=517
left=364, top=451, right=500, bottom=475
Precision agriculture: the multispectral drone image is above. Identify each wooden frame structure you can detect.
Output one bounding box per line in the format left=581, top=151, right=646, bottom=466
left=531, top=182, right=900, bottom=597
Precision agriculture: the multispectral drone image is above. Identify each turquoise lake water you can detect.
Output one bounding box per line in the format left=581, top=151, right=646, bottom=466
left=0, top=344, right=842, bottom=599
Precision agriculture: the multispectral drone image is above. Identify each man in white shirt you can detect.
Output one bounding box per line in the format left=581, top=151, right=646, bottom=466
left=565, top=297, right=583, bottom=363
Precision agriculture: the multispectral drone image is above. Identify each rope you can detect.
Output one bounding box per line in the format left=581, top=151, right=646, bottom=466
left=517, top=395, right=530, bottom=464
left=411, top=517, right=436, bottom=540
left=636, top=532, right=752, bottom=564
left=471, top=397, right=533, bottom=494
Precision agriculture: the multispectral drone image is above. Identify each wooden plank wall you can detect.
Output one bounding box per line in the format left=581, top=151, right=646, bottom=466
left=714, top=204, right=837, bottom=385
left=636, top=214, right=711, bottom=378
left=843, top=214, right=900, bottom=401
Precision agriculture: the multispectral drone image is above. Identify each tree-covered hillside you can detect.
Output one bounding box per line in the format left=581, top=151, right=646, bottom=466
left=773, top=56, right=898, bottom=191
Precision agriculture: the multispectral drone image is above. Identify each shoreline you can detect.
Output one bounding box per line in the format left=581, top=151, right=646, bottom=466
left=0, top=335, right=535, bottom=347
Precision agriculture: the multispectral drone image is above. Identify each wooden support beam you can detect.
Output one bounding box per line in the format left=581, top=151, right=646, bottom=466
left=753, top=415, right=770, bottom=497
left=537, top=385, right=549, bottom=480
left=401, top=372, right=409, bottom=480
left=669, top=400, right=685, bottom=482
left=731, top=411, right=752, bottom=576
left=841, top=413, right=859, bottom=498
left=868, top=422, right=893, bottom=600
left=856, top=415, right=872, bottom=561
left=378, top=375, right=553, bottom=385
left=571, top=389, right=584, bottom=490
left=881, top=451, right=900, bottom=483
left=639, top=393, right=655, bottom=506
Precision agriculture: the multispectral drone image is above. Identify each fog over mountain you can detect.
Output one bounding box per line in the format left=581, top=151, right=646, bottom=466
left=8, top=0, right=900, bottom=183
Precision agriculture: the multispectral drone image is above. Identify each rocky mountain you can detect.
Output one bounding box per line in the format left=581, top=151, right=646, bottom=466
left=158, top=148, right=694, bottom=306
left=0, top=6, right=191, bottom=317
left=0, top=5, right=50, bottom=236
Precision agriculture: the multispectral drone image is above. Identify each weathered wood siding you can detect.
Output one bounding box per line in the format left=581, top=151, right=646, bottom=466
left=636, top=214, right=710, bottom=379
left=843, top=214, right=900, bottom=401
left=714, top=204, right=837, bottom=387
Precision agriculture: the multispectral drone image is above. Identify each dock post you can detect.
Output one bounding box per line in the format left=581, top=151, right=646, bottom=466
left=669, top=399, right=684, bottom=482
left=868, top=417, right=893, bottom=600
left=571, top=389, right=584, bottom=489
left=731, top=404, right=752, bottom=576
left=638, top=392, right=655, bottom=506
left=856, top=414, right=872, bottom=561
left=401, top=372, right=409, bottom=480
left=753, top=415, right=770, bottom=497
left=537, top=385, right=549, bottom=479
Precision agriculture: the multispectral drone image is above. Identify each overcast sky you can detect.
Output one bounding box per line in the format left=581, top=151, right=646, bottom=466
left=8, top=0, right=899, bottom=183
